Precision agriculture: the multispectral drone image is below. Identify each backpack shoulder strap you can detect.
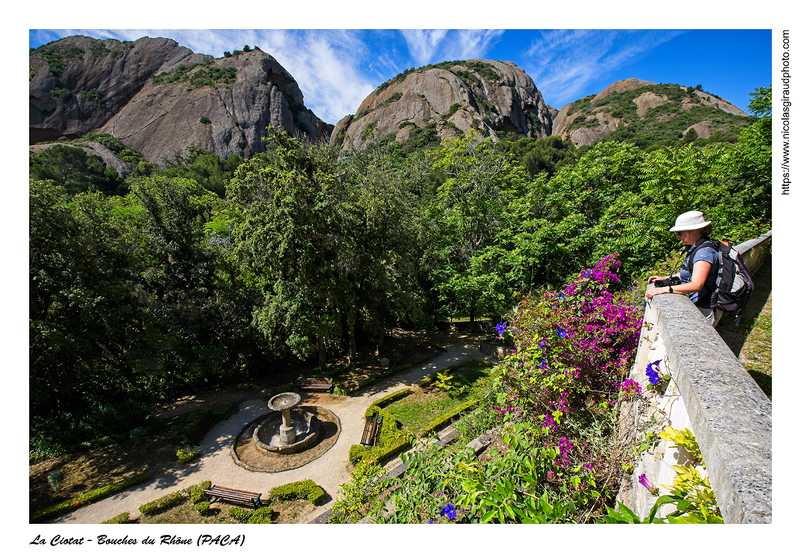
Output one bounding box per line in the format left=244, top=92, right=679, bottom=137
left=682, top=238, right=716, bottom=271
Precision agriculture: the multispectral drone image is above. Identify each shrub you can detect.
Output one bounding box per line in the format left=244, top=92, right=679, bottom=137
left=248, top=506, right=274, bottom=523
left=80, top=88, right=105, bottom=108
left=101, top=512, right=131, bottom=524
left=49, top=87, right=72, bottom=102
left=228, top=506, right=254, bottom=523
left=330, top=460, right=389, bottom=523
left=194, top=501, right=211, bottom=516
left=349, top=408, right=412, bottom=465
left=188, top=481, right=212, bottom=504
left=176, top=446, right=201, bottom=464
left=370, top=387, right=413, bottom=409
left=47, top=469, right=64, bottom=492
left=139, top=490, right=184, bottom=516
left=419, top=399, right=479, bottom=436
left=200, top=116, right=211, bottom=125
left=269, top=480, right=325, bottom=506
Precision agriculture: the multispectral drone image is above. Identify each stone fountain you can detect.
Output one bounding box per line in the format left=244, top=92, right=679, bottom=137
left=254, top=392, right=322, bottom=454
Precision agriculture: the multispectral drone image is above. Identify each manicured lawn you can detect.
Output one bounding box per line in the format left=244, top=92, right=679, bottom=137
left=383, top=360, right=493, bottom=436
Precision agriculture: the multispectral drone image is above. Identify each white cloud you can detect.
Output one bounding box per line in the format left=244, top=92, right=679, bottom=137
left=401, top=29, right=505, bottom=67
left=522, top=30, right=683, bottom=107
left=400, top=30, right=449, bottom=66
left=39, top=29, right=377, bottom=124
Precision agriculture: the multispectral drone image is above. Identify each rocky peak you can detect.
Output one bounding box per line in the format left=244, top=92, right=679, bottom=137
left=332, top=60, right=552, bottom=150
left=552, top=78, right=750, bottom=148
left=30, top=36, right=332, bottom=165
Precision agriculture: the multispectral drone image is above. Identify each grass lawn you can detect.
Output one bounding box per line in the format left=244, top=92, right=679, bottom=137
left=383, top=360, right=493, bottom=436
left=716, top=255, right=772, bottom=399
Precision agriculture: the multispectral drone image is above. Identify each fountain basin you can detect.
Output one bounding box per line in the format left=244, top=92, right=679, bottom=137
left=252, top=408, right=321, bottom=454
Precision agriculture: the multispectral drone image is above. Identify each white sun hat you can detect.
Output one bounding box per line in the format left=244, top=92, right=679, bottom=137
left=669, top=210, right=713, bottom=232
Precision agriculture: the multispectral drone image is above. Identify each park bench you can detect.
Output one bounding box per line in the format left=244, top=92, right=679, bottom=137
left=360, top=414, right=381, bottom=446
left=202, top=485, right=263, bottom=509
left=298, top=377, right=333, bottom=392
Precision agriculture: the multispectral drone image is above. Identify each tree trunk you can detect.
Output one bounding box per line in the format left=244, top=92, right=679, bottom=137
left=317, top=334, right=326, bottom=372
left=348, top=324, right=357, bottom=365
left=469, top=292, right=477, bottom=333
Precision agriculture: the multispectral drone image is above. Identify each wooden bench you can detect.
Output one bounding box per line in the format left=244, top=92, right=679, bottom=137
left=298, top=377, right=333, bottom=392
left=202, top=485, right=263, bottom=509
left=360, top=415, right=380, bottom=446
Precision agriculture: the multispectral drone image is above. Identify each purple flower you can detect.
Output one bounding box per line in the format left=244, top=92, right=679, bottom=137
left=538, top=339, right=546, bottom=349
left=439, top=503, right=457, bottom=520
left=645, top=360, right=662, bottom=385
left=638, top=474, right=659, bottom=496
left=557, top=328, right=567, bottom=338
left=496, top=322, right=507, bottom=335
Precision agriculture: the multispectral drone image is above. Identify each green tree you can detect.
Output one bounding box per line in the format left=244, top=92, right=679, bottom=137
left=30, top=181, right=142, bottom=419
left=123, top=176, right=227, bottom=395
left=427, top=131, right=526, bottom=324
left=29, top=145, right=125, bottom=195
left=227, top=131, right=350, bottom=371
left=337, top=139, right=428, bottom=355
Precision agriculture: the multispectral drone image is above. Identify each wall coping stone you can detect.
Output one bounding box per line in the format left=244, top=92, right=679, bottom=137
left=646, top=248, right=772, bottom=522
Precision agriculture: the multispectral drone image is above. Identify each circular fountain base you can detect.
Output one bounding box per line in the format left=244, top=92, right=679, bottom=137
left=232, top=405, right=341, bottom=473
left=253, top=408, right=320, bottom=454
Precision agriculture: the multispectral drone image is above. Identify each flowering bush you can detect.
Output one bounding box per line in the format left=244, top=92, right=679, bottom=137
left=495, top=254, right=641, bottom=433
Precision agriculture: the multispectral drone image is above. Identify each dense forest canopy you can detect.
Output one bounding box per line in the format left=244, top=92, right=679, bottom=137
left=28, top=86, right=772, bottom=458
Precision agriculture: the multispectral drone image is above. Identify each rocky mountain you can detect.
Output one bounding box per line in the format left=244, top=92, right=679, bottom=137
left=30, top=36, right=332, bottom=165
left=551, top=78, right=750, bottom=148
left=332, top=60, right=554, bottom=150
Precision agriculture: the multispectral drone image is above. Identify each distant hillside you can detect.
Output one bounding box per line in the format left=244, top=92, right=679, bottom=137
left=551, top=78, right=750, bottom=149
left=30, top=36, right=332, bottom=165
left=332, top=60, right=554, bottom=150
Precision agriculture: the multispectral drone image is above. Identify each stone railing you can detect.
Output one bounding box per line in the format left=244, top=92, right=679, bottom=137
left=618, top=231, right=772, bottom=523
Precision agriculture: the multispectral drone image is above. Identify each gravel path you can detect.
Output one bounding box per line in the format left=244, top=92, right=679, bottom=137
left=52, top=340, right=489, bottom=524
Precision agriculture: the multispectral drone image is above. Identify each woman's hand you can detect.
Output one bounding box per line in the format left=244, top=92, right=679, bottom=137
left=645, top=286, right=669, bottom=300
left=647, top=275, right=666, bottom=284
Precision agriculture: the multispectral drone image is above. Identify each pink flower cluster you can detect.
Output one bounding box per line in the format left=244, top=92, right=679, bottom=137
left=494, top=254, right=642, bottom=472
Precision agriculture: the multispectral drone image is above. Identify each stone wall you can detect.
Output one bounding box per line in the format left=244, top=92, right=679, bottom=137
left=618, top=231, right=772, bottom=523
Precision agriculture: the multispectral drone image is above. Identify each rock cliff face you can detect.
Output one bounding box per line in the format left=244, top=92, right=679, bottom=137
left=30, top=36, right=332, bottom=165
left=332, top=60, right=552, bottom=150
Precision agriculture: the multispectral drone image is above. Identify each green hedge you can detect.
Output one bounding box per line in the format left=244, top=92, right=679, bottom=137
left=139, top=489, right=184, bottom=515
left=228, top=505, right=273, bottom=523
left=188, top=481, right=212, bottom=504
left=370, top=387, right=413, bottom=409
left=349, top=408, right=412, bottom=466
left=31, top=471, right=149, bottom=522
left=101, top=512, right=132, bottom=524
left=269, top=479, right=325, bottom=506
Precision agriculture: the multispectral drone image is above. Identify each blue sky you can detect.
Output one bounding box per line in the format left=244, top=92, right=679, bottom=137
left=28, top=28, right=771, bottom=126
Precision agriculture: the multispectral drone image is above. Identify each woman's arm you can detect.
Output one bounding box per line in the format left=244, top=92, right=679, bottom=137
left=646, top=261, right=711, bottom=299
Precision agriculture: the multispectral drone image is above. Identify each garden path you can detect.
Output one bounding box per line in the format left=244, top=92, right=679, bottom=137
left=51, top=339, right=489, bottom=524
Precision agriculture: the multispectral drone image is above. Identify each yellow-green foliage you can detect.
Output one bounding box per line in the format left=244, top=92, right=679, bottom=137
left=330, top=460, right=389, bottom=524
left=139, top=490, right=184, bottom=515
left=420, top=399, right=479, bottom=436
left=101, top=512, right=132, bottom=524
left=660, top=426, right=703, bottom=466
left=269, top=479, right=326, bottom=506
left=188, top=481, right=212, bottom=504
left=349, top=407, right=412, bottom=465
left=228, top=505, right=273, bottom=523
